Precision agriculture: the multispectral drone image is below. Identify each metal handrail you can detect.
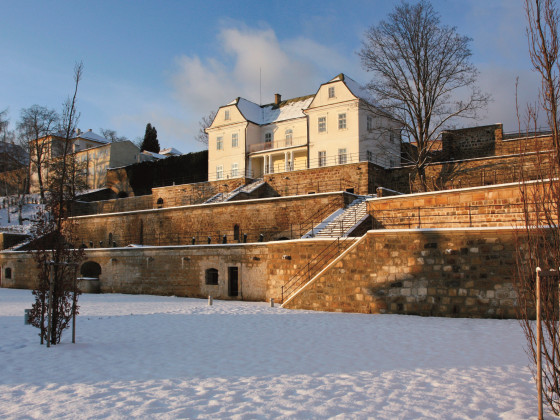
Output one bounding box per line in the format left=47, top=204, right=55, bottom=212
left=281, top=236, right=352, bottom=303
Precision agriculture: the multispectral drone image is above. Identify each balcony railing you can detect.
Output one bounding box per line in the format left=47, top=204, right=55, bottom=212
left=248, top=136, right=307, bottom=153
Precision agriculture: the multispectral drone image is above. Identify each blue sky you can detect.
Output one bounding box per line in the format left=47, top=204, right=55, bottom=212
left=1, top=0, right=539, bottom=153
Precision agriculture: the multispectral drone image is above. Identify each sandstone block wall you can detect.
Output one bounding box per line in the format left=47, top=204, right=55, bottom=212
left=0, top=239, right=340, bottom=302
left=367, top=181, right=553, bottom=229
left=71, top=192, right=348, bottom=247
left=283, top=228, right=519, bottom=318
left=264, top=162, right=385, bottom=196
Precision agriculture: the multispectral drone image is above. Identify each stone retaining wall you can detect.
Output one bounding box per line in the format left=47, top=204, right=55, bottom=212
left=283, top=228, right=519, bottom=318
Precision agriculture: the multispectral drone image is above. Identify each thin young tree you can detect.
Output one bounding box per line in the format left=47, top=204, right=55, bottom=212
left=29, top=62, right=85, bottom=346
left=359, top=0, right=489, bottom=191
left=17, top=105, right=60, bottom=201
left=515, top=0, right=560, bottom=416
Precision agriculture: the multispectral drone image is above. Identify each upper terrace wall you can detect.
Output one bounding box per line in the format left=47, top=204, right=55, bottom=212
left=388, top=149, right=556, bottom=193
left=264, top=161, right=387, bottom=197
left=71, top=192, right=349, bottom=247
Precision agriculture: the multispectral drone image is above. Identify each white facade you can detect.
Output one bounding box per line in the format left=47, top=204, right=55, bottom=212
left=206, top=74, right=401, bottom=181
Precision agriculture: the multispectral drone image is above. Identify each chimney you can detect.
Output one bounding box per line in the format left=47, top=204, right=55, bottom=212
left=274, top=93, right=281, bottom=105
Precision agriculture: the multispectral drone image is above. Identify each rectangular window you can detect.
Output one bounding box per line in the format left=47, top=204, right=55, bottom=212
left=367, top=150, right=373, bottom=162
left=264, top=132, right=272, bottom=149
left=231, top=163, right=238, bottom=177
left=338, top=113, right=347, bottom=130
left=216, top=136, right=223, bottom=150
left=328, top=86, right=335, bottom=98
left=318, top=151, right=326, bottom=167
left=367, top=115, right=374, bottom=131
left=338, top=148, right=347, bottom=165
left=225, top=110, right=230, bottom=120
left=232, top=133, right=238, bottom=148
left=318, top=117, right=326, bottom=133
left=216, top=165, right=223, bottom=180
left=390, top=131, right=395, bottom=143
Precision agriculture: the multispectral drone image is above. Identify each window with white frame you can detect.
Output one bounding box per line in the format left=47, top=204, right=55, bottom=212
left=338, top=148, right=347, bottom=165
left=216, top=165, right=223, bottom=180
left=367, top=115, right=374, bottom=131
left=264, top=133, right=272, bottom=150
left=328, top=86, right=335, bottom=98
left=338, top=113, right=347, bottom=130
left=224, top=110, right=230, bottom=120
left=285, top=129, right=293, bottom=146
left=231, top=163, right=238, bottom=177
left=232, top=133, right=238, bottom=148
left=318, top=116, right=326, bottom=133
left=318, top=150, right=326, bottom=167
left=216, top=136, right=223, bottom=150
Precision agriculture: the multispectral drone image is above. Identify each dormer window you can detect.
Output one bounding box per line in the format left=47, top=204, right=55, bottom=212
left=224, top=110, right=230, bottom=120
left=328, top=86, right=335, bottom=98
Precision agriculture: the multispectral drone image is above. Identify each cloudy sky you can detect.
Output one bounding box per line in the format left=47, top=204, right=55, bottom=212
left=1, top=0, right=541, bottom=153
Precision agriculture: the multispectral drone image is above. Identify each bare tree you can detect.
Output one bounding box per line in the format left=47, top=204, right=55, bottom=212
left=195, top=110, right=216, bottom=146
left=359, top=0, right=489, bottom=191
left=29, top=62, right=85, bottom=346
left=514, top=0, right=560, bottom=417
left=99, top=128, right=129, bottom=143
left=17, top=105, right=59, bottom=201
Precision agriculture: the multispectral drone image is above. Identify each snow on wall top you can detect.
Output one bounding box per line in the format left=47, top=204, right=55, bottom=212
left=235, top=96, right=314, bottom=125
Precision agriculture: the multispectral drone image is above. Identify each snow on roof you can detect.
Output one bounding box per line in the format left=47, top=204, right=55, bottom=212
left=159, top=147, right=183, bottom=156
left=329, top=73, right=372, bottom=103
left=236, top=95, right=314, bottom=125
left=141, top=150, right=168, bottom=159
left=76, top=130, right=109, bottom=144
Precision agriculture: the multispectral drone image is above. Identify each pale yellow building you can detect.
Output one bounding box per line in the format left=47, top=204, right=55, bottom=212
left=29, top=130, right=144, bottom=193
left=206, top=74, right=401, bottom=181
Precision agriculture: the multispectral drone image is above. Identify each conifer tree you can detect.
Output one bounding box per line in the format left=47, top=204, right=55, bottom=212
left=141, top=123, right=160, bottom=153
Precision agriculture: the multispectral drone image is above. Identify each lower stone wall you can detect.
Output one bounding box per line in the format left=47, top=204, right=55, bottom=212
left=0, top=239, right=339, bottom=302
left=283, top=228, right=519, bottom=318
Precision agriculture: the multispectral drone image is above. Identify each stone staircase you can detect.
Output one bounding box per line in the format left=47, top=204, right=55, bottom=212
left=204, top=178, right=265, bottom=204
left=304, top=196, right=370, bottom=238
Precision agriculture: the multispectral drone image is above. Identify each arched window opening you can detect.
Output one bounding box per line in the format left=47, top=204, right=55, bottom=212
left=205, top=268, right=219, bottom=285
left=157, top=198, right=164, bottom=209
left=4, top=267, right=12, bottom=279
left=80, top=261, right=102, bottom=279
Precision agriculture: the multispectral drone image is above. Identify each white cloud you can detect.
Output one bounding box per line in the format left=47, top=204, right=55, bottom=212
left=170, top=24, right=351, bottom=118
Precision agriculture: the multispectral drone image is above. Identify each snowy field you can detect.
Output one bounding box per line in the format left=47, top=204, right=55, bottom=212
left=0, top=288, right=549, bottom=419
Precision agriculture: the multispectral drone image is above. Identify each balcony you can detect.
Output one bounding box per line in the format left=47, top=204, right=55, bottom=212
left=248, top=135, right=307, bottom=153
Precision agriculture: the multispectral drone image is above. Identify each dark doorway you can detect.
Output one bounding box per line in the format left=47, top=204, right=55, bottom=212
left=228, top=266, right=239, bottom=297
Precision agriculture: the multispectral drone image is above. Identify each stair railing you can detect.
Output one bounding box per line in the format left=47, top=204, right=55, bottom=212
left=281, top=236, right=352, bottom=303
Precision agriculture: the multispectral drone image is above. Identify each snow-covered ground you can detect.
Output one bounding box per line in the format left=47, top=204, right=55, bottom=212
left=0, top=196, right=41, bottom=234
left=0, top=289, right=549, bottom=419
